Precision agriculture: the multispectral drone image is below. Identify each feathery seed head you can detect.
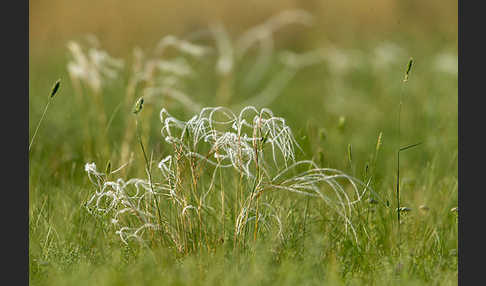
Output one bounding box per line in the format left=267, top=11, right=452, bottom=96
left=397, top=207, right=412, bottom=213
left=85, top=105, right=369, bottom=245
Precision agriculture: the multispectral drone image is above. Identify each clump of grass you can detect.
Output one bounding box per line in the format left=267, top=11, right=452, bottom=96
left=29, top=79, right=61, bottom=153
left=84, top=105, right=372, bottom=252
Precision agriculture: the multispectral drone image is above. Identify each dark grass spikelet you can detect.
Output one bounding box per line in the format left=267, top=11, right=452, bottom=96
left=347, top=143, right=353, bottom=165
left=29, top=78, right=62, bottom=152
left=133, top=97, right=144, bottom=114
left=403, top=58, right=414, bottom=82
left=50, top=79, right=61, bottom=98
left=105, top=160, right=112, bottom=175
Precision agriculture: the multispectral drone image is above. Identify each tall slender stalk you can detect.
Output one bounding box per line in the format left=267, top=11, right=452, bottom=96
left=396, top=58, right=415, bottom=258
left=29, top=79, right=61, bottom=153
left=133, top=97, right=163, bottom=235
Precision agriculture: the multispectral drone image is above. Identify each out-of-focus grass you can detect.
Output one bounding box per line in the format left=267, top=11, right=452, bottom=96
left=30, top=0, right=457, bottom=58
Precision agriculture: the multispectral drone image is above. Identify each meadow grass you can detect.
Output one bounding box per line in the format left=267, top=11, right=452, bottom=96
left=29, top=16, right=457, bottom=285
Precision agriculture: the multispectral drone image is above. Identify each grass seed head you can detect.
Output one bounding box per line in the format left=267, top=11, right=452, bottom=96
left=376, top=132, right=383, bottom=153
left=105, top=160, right=112, bottom=175
left=50, top=79, right=61, bottom=98
left=403, top=57, right=414, bottom=82
left=133, top=97, right=144, bottom=114
left=347, top=143, right=353, bottom=164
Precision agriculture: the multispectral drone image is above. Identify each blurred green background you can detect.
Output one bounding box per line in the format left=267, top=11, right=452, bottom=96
left=29, top=0, right=458, bottom=193
left=29, top=0, right=457, bottom=149
left=29, top=0, right=458, bottom=186
left=30, top=0, right=457, bottom=61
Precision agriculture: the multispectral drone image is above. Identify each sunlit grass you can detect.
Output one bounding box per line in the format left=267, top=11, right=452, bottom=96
left=29, top=12, right=457, bottom=285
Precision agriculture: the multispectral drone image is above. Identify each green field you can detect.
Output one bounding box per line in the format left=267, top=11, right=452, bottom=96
left=29, top=6, right=457, bottom=285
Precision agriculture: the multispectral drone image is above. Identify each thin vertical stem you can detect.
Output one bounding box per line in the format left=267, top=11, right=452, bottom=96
left=396, top=81, right=404, bottom=258
left=396, top=150, right=401, bottom=256
left=29, top=98, right=52, bottom=153
left=396, top=57, right=412, bottom=258
left=136, top=118, right=163, bottom=232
